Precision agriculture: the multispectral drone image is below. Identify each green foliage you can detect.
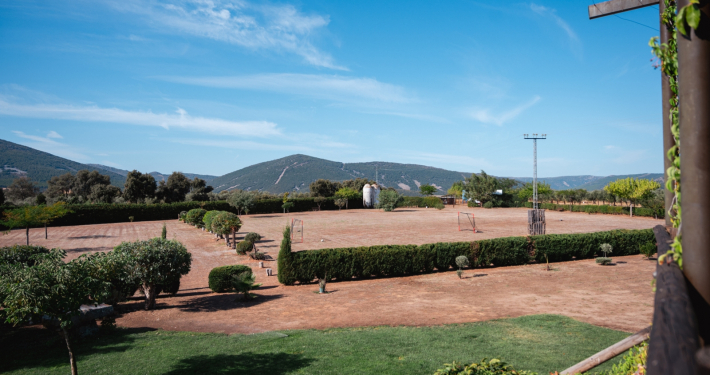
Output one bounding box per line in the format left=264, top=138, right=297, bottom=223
left=314, top=196, right=327, bottom=210
left=185, top=208, right=207, bottom=226
left=202, top=210, right=219, bottom=231
left=113, top=238, right=192, bottom=309
left=0, top=245, right=52, bottom=266
left=277, top=229, right=654, bottom=285
left=596, top=257, right=612, bottom=265
left=178, top=211, right=187, bottom=221
left=277, top=226, right=295, bottom=285
left=604, top=178, right=660, bottom=217
left=483, top=201, right=493, bottom=209
left=210, top=212, right=242, bottom=236
left=598, top=342, right=647, bottom=375
left=448, top=181, right=464, bottom=198
left=463, top=171, right=517, bottom=206
left=517, top=182, right=552, bottom=201
left=599, top=243, right=613, bottom=258
left=155, top=172, right=191, bottom=203
left=420, top=184, right=437, bottom=196
left=521, top=202, right=664, bottom=218
left=236, top=240, right=254, bottom=255
left=309, top=179, right=341, bottom=197
left=82, top=250, right=139, bottom=306
left=377, top=190, right=402, bottom=211
left=676, top=0, right=701, bottom=36
left=434, top=358, right=536, bottom=375
left=244, top=232, right=261, bottom=243
left=455, top=255, right=469, bottom=270
left=6, top=177, right=40, bottom=202
left=282, top=201, right=294, bottom=212
left=231, top=272, right=262, bottom=301
left=334, top=187, right=360, bottom=208
left=208, top=265, right=252, bottom=293
left=639, top=242, right=657, bottom=259
left=228, top=190, right=255, bottom=215
left=123, top=170, right=156, bottom=203
left=161, top=223, right=167, bottom=239
left=399, top=196, right=444, bottom=209
left=334, top=198, right=346, bottom=210
left=88, top=184, right=121, bottom=204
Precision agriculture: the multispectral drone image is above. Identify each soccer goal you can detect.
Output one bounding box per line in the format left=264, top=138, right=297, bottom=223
left=458, top=212, right=476, bottom=232
left=291, top=218, right=304, bottom=243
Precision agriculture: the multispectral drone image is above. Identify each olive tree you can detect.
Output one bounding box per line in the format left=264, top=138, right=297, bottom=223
left=604, top=178, right=660, bottom=217
left=212, top=212, right=242, bottom=247
left=113, top=238, right=192, bottom=310
left=334, top=187, right=360, bottom=209
left=376, top=190, right=402, bottom=212
left=0, top=249, right=112, bottom=375
left=228, top=190, right=255, bottom=215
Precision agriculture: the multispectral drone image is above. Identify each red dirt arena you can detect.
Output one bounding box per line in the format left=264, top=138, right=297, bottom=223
left=0, top=207, right=662, bottom=334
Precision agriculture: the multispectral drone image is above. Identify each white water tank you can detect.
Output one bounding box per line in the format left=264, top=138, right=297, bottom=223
left=363, top=184, right=373, bottom=207
left=372, top=184, right=381, bottom=207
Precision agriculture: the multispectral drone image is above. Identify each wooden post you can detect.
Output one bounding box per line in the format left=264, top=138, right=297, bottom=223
left=561, top=326, right=651, bottom=374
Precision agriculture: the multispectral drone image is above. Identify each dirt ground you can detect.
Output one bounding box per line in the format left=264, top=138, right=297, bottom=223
left=0, top=207, right=661, bottom=334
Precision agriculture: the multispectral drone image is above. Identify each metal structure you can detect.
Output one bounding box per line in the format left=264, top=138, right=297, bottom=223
left=457, top=212, right=476, bottom=232
left=523, top=134, right=546, bottom=209
left=291, top=218, right=303, bottom=243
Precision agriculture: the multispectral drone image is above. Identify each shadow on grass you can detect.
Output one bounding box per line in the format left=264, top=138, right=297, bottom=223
left=180, top=293, right=284, bottom=312
left=164, top=353, right=313, bottom=374
left=0, top=325, right=156, bottom=374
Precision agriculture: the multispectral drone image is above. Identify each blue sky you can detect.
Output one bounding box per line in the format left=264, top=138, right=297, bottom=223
left=0, top=0, right=663, bottom=178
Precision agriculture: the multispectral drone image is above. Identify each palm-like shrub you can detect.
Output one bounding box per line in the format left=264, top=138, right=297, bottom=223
left=185, top=208, right=207, bottom=226
left=244, top=232, right=262, bottom=243
left=236, top=240, right=254, bottom=255
left=232, top=272, right=262, bottom=301
left=211, top=212, right=242, bottom=236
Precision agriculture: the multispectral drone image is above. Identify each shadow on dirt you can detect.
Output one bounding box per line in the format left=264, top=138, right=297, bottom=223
left=68, top=235, right=115, bottom=239
left=179, top=293, right=284, bottom=313
left=164, top=353, right=313, bottom=374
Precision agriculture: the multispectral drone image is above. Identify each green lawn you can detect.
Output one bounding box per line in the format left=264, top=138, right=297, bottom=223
left=0, top=314, right=630, bottom=374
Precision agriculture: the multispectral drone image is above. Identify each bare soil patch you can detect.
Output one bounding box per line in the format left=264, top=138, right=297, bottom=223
left=0, top=207, right=661, bottom=334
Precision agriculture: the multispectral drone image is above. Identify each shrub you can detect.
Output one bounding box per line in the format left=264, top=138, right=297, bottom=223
left=596, top=257, right=612, bottom=265
left=113, top=238, right=192, bottom=310
left=521, top=202, right=664, bottom=218
left=236, top=240, right=254, bottom=255
left=185, top=208, right=207, bottom=226
left=244, top=232, right=262, bottom=243
left=599, top=342, right=647, bottom=375
left=639, top=242, right=657, bottom=259
left=232, top=272, right=261, bottom=301
left=276, top=229, right=654, bottom=285
left=398, top=196, right=444, bottom=209
left=455, top=255, right=469, bottom=269
left=0, top=245, right=52, bottom=266
left=202, top=210, right=220, bottom=231
left=161, top=223, right=167, bottom=239
left=208, top=265, right=252, bottom=293
left=211, top=211, right=242, bottom=236
left=377, top=190, right=402, bottom=211
left=178, top=211, right=188, bottom=221
left=250, top=251, right=266, bottom=260
left=483, top=201, right=494, bottom=209
left=600, top=243, right=613, bottom=258
left=434, top=358, right=535, bottom=375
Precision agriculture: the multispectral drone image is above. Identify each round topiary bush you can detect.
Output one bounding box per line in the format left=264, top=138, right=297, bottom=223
left=236, top=240, right=254, bottom=255
left=202, top=210, right=220, bottom=232
left=185, top=208, right=207, bottom=226
left=208, top=265, right=253, bottom=293
left=244, top=232, right=261, bottom=243
left=483, top=201, right=494, bottom=209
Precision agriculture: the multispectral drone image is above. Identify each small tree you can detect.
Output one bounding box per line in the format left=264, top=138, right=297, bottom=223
left=334, top=187, right=360, bottom=209
left=113, top=238, right=192, bottom=310
left=211, top=212, right=242, bottom=246
left=455, top=255, right=469, bottom=279
left=1, top=205, right=44, bottom=245
left=6, top=177, right=40, bottom=202
left=600, top=243, right=612, bottom=258
left=0, top=250, right=112, bottom=375
left=231, top=272, right=262, bottom=301
left=228, top=190, right=255, bottom=216
left=277, top=226, right=294, bottom=285
left=376, top=190, right=402, bottom=212
left=604, top=178, right=660, bottom=217
left=314, top=196, right=327, bottom=211
left=36, top=202, right=72, bottom=240
left=517, top=182, right=552, bottom=203
left=161, top=223, right=167, bottom=239
left=282, top=201, right=294, bottom=213
left=447, top=182, right=464, bottom=198
left=334, top=198, right=346, bottom=211
left=420, top=184, right=437, bottom=196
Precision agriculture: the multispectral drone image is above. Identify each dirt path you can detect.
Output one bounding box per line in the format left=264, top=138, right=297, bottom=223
left=0, top=207, right=661, bottom=334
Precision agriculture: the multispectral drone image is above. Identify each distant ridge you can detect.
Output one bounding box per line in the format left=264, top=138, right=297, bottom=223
left=0, top=139, right=663, bottom=193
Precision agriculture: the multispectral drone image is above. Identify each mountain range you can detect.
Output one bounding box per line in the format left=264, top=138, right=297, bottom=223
left=0, top=138, right=663, bottom=193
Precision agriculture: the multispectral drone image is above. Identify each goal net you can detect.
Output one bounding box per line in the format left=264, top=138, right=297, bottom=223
left=291, top=218, right=304, bottom=243
left=458, top=212, right=476, bottom=232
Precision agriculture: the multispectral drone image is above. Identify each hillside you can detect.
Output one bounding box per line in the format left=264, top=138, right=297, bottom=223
left=209, top=154, right=470, bottom=194
left=513, top=173, right=664, bottom=190
left=88, top=164, right=217, bottom=183
left=0, top=139, right=126, bottom=188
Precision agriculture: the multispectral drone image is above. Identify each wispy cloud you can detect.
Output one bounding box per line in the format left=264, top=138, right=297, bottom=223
left=110, top=0, right=344, bottom=70
left=156, top=73, right=413, bottom=105
left=0, top=98, right=280, bottom=137
left=12, top=131, right=89, bottom=161
left=469, top=96, right=541, bottom=126
left=47, top=130, right=63, bottom=139
left=530, top=3, right=581, bottom=57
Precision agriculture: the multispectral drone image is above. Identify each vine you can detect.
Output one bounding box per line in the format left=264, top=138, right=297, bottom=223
left=652, top=0, right=703, bottom=269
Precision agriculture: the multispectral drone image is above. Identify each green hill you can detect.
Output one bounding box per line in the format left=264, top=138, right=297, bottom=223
left=0, top=139, right=126, bottom=188
left=87, top=164, right=216, bottom=183
left=513, top=174, right=664, bottom=190
left=209, top=154, right=470, bottom=194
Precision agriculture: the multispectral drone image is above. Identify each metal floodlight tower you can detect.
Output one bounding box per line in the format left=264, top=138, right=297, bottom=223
left=524, top=134, right=547, bottom=209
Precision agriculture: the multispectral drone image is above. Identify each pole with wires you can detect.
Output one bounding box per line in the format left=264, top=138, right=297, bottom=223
left=524, top=134, right=546, bottom=209
left=524, top=133, right=547, bottom=235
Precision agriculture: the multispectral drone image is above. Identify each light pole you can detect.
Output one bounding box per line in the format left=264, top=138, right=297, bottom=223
left=524, top=134, right=546, bottom=209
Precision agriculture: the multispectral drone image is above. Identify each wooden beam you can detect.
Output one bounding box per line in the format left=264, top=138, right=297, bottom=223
left=560, top=326, right=651, bottom=374
left=588, top=0, right=659, bottom=19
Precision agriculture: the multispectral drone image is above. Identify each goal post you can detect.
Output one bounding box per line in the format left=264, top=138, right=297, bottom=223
left=291, top=218, right=304, bottom=243
left=458, top=212, right=476, bottom=233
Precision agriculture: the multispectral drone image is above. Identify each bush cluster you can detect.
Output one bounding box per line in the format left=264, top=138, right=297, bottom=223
left=522, top=202, right=664, bottom=218
left=185, top=208, right=207, bottom=226
left=0, top=245, right=52, bottom=266
left=398, top=196, right=444, bottom=209
left=208, top=265, right=252, bottom=293
left=276, top=228, right=654, bottom=285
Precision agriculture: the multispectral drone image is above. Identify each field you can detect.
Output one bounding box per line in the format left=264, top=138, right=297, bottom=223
left=0, top=207, right=661, bottom=336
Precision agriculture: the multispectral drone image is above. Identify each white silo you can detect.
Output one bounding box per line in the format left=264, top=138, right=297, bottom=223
left=363, top=184, right=373, bottom=208
left=372, top=184, right=381, bottom=207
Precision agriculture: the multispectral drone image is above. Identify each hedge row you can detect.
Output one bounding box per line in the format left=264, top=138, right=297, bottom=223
left=398, top=196, right=445, bottom=208
left=3, top=197, right=366, bottom=228
left=522, top=202, right=664, bottom=218
left=277, top=228, right=655, bottom=285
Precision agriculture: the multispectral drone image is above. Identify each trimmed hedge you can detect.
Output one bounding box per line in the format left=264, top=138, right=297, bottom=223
left=522, top=202, right=664, bottom=218
left=277, top=228, right=654, bottom=285
left=208, top=265, right=253, bottom=293
left=2, top=197, right=367, bottom=229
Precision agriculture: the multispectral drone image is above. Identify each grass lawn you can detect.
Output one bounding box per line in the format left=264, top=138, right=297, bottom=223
left=0, top=314, right=630, bottom=374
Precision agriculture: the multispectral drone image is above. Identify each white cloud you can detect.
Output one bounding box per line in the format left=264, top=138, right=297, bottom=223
left=530, top=4, right=578, bottom=42
left=110, top=0, right=344, bottom=70
left=12, top=131, right=89, bottom=161
left=470, top=96, right=541, bottom=126
left=47, top=130, right=63, bottom=139
left=0, top=98, right=280, bottom=137
left=157, top=73, right=413, bottom=105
